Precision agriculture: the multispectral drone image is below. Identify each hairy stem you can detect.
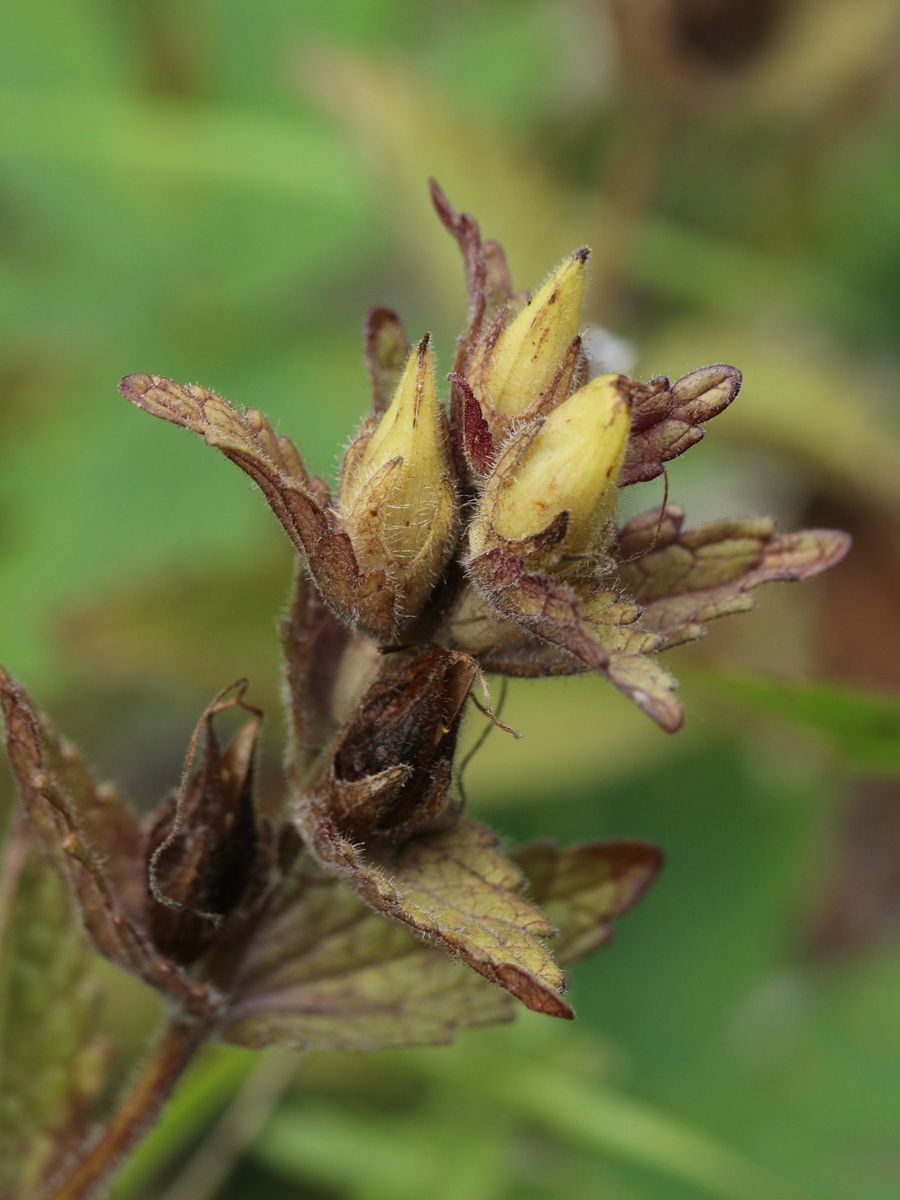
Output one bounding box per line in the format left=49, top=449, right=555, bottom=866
left=37, top=1017, right=208, bottom=1200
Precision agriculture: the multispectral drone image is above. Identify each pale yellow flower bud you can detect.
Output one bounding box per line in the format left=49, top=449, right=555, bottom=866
left=471, top=249, right=588, bottom=418
left=469, top=373, right=631, bottom=560
left=342, top=335, right=457, bottom=617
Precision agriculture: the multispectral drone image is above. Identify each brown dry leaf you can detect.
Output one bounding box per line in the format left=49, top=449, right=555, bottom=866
left=320, top=645, right=475, bottom=845
left=621, top=365, right=741, bottom=487
left=119, top=373, right=397, bottom=641
left=0, top=668, right=216, bottom=1017
left=295, top=809, right=573, bottom=1018
left=221, top=850, right=515, bottom=1052
left=617, top=506, right=851, bottom=647
left=466, top=552, right=683, bottom=730
left=468, top=547, right=611, bottom=674
left=280, top=562, right=350, bottom=777
left=430, top=179, right=514, bottom=371
left=364, top=306, right=411, bottom=415
left=512, top=839, right=664, bottom=965
left=579, top=588, right=683, bottom=732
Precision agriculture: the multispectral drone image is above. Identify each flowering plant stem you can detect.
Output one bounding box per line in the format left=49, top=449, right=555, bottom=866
left=0, top=183, right=848, bottom=1199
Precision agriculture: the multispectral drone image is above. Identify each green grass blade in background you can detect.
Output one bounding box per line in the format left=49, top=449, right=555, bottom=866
left=697, top=673, right=900, bottom=775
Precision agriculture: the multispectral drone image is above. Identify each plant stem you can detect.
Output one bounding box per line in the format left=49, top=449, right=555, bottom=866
left=37, top=1017, right=208, bottom=1200
left=157, top=1052, right=299, bottom=1200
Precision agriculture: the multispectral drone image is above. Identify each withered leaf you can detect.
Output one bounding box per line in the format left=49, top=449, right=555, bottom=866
left=118, top=374, right=397, bottom=641
left=620, top=365, right=740, bottom=487
left=430, top=179, right=513, bottom=365
left=579, top=587, right=683, bottom=732
left=0, top=668, right=216, bottom=1017
left=280, top=561, right=350, bottom=778
left=295, top=810, right=573, bottom=1018
left=364, top=306, right=411, bottom=414
left=0, top=822, right=109, bottom=1197
left=221, top=850, right=515, bottom=1053
left=467, top=546, right=611, bottom=675
left=512, top=839, right=664, bottom=964
left=36, top=705, right=145, bottom=921
left=467, top=541, right=686, bottom=728
left=430, top=179, right=518, bottom=483
left=617, top=506, right=852, bottom=646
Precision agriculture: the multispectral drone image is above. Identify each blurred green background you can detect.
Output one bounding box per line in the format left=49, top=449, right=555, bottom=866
left=2, top=1, right=900, bottom=1197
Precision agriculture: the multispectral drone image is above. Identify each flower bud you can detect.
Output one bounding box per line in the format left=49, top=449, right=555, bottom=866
left=469, top=373, right=631, bottom=560
left=471, top=249, right=588, bottom=418
left=341, top=335, right=457, bottom=617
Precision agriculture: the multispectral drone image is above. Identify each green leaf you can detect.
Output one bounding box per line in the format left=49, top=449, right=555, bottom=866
left=0, top=88, right=360, bottom=205
left=488, top=1062, right=815, bottom=1200
left=695, top=671, right=900, bottom=774
left=409, top=1019, right=816, bottom=1200
left=0, top=822, right=107, bottom=1196
left=256, top=1100, right=510, bottom=1200
left=111, top=1046, right=257, bottom=1199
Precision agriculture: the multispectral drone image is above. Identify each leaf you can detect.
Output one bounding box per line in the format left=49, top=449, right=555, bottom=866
left=224, top=830, right=659, bottom=1052
left=0, top=822, right=108, bottom=1197
left=512, top=840, right=664, bottom=965
left=638, top=320, right=900, bottom=517
left=364, top=306, right=411, bottom=414
left=620, top=365, right=741, bottom=487
left=118, top=373, right=397, bottom=641
left=0, top=667, right=216, bottom=1017
left=616, top=507, right=851, bottom=646
left=695, top=672, right=900, bottom=774
left=467, top=545, right=611, bottom=674
left=429, top=181, right=515, bottom=481
left=295, top=810, right=573, bottom=1018
left=465, top=551, right=684, bottom=731
left=220, top=849, right=515, bottom=1052
left=430, top=178, right=513, bottom=371
left=579, top=587, right=683, bottom=732
left=279, top=561, right=350, bottom=776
